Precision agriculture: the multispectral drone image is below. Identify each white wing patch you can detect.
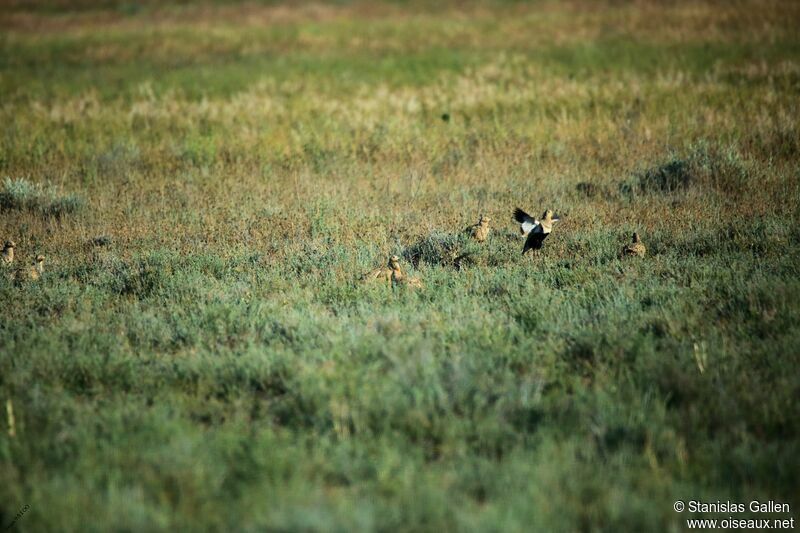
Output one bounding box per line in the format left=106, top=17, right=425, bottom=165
left=520, top=220, right=538, bottom=235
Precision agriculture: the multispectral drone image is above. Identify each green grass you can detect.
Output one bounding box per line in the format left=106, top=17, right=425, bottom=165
left=1, top=1, right=800, bottom=531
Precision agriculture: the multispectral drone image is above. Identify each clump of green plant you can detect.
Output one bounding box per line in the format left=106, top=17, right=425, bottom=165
left=621, top=146, right=751, bottom=197
left=404, top=231, right=477, bottom=269
left=637, top=158, right=695, bottom=193
left=0, top=177, right=85, bottom=218
left=693, top=145, right=752, bottom=197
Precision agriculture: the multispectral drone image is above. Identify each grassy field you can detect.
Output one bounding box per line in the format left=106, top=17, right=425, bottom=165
left=1, top=0, right=800, bottom=530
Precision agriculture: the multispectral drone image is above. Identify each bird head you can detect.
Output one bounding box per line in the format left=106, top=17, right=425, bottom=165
left=36, top=255, right=45, bottom=264
left=388, top=255, right=401, bottom=269
left=479, top=215, right=491, bottom=225
left=3, top=240, right=15, bottom=250
left=542, top=209, right=554, bottom=221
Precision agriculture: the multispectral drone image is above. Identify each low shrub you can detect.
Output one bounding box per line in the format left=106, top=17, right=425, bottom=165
left=0, top=177, right=85, bottom=218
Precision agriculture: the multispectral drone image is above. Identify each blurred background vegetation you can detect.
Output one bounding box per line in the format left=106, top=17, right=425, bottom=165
left=1, top=0, right=799, bottom=530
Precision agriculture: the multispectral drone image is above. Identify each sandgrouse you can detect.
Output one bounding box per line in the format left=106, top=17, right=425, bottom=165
left=2, top=241, right=15, bottom=267
left=362, top=255, right=396, bottom=285
left=622, top=232, right=646, bottom=258
left=514, top=208, right=560, bottom=254
left=465, top=215, right=491, bottom=243
left=389, top=255, right=423, bottom=289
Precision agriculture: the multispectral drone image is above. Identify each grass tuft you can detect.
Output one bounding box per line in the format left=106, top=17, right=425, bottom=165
left=403, top=230, right=478, bottom=269
left=638, top=158, right=694, bottom=193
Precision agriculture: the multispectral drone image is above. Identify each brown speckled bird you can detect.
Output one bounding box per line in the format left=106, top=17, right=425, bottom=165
left=465, top=215, right=491, bottom=243
left=389, top=255, right=404, bottom=283
left=2, top=241, right=15, bottom=267
left=514, top=208, right=560, bottom=254
left=390, top=255, right=423, bottom=289
left=622, top=232, right=646, bottom=257
left=362, top=255, right=397, bottom=286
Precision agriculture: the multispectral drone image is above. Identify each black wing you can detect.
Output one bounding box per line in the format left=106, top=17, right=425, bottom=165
left=514, top=207, right=539, bottom=235
left=522, top=229, right=549, bottom=254
left=513, top=207, right=533, bottom=224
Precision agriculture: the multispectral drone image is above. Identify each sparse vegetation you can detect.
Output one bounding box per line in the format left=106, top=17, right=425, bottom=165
left=1, top=1, right=799, bottom=531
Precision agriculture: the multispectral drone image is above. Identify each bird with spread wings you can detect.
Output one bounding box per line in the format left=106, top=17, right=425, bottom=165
left=513, top=208, right=560, bottom=254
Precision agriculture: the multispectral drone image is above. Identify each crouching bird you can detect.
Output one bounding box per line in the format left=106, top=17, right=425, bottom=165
left=465, top=214, right=491, bottom=243
left=389, top=255, right=423, bottom=289
left=622, top=232, right=646, bottom=258
left=2, top=240, right=15, bottom=267
left=514, top=208, right=560, bottom=254
left=362, top=255, right=396, bottom=286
